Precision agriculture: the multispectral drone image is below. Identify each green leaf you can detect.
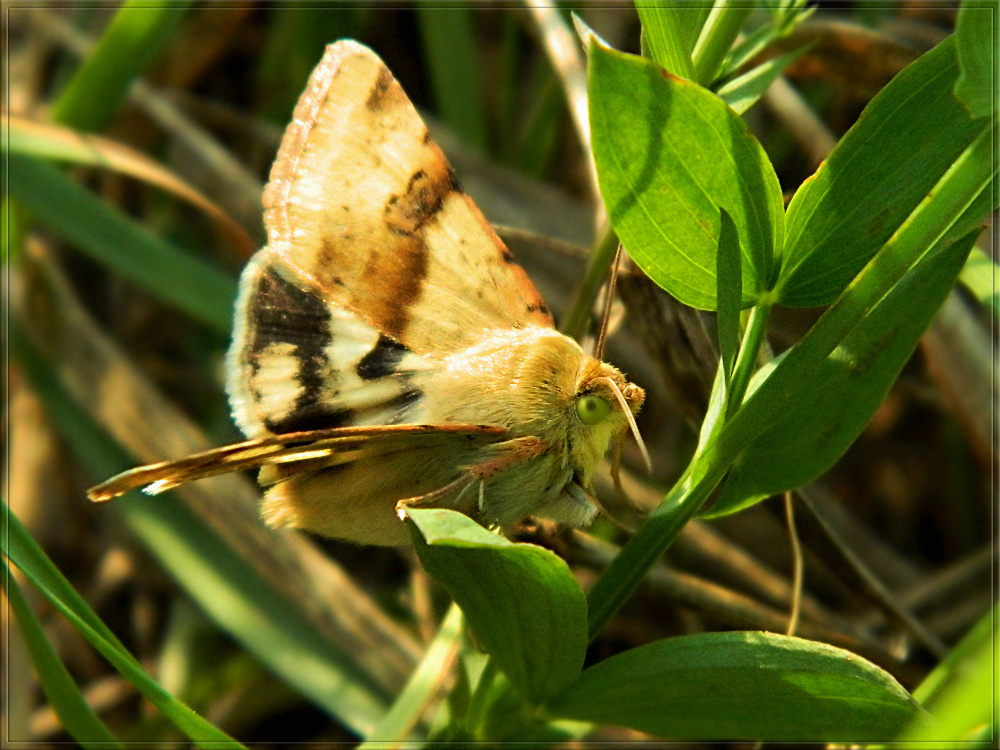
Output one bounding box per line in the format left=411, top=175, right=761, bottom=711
left=3, top=503, right=244, bottom=748
left=954, top=2, right=997, bottom=119
left=960, top=247, right=1000, bottom=317
left=546, top=631, right=928, bottom=741
left=635, top=3, right=696, bottom=79
left=717, top=44, right=809, bottom=115
left=51, top=0, right=193, bottom=132
left=6, top=153, right=235, bottom=333
left=407, top=508, right=587, bottom=705
left=589, top=41, right=783, bottom=310
left=716, top=207, right=742, bottom=381
left=901, top=606, right=997, bottom=743
left=1, top=559, right=123, bottom=748
left=779, top=37, right=988, bottom=306
left=707, top=228, right=979, bottom=518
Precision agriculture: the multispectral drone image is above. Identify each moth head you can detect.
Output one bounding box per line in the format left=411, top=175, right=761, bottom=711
left=570, top=358, right=648, bottom=484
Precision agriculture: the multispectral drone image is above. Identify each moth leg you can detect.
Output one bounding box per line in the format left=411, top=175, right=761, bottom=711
left=468, top=436, right=548, bottom=480
left=395, top=473, right=475, bottom=517
left=394, top=436, right=547, bottom=517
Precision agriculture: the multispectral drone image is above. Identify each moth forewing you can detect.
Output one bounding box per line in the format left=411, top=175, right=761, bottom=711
left=88, top=39, right=647, bottom=547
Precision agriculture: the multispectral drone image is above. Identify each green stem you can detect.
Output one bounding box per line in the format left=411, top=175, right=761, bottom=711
left=586, top=126, right=995, bottom=640
left=359, top=603, right=464, bottom=746
left=726, top=302, right=771, bottom=417
left=586, top=453, right=727, bottom=638
left=691, top=1, right=752, bottom=86
left=560, top=225, right=620, bottom=341
left=465, top=657, right=501, bottom=738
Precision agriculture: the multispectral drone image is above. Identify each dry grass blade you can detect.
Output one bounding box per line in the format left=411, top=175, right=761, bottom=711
left=8, top=113, right=256, bottom=261
left=28, top=7, right=266, bottom=236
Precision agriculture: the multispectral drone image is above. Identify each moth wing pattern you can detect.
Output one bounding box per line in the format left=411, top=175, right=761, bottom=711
left=87, top=423, right=508, bottom=503
left=262, top=39, right=553, bottom=357
left=227, top=251, right=436, bottom=438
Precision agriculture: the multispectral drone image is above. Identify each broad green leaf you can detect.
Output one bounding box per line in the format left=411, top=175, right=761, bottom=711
left=51, top=0, right=192, bottom=132
left=407, top=508, right=587, bottom=705
left=3, top=504, right=243, bottom=748
left=635, top=3, right=696, bottom=79
left=546, top=631, right=928, bottom=741
left=6, top=153, right=235, bottom=333
left=9, top=320, right=392, bottom=738
left=589, top=41, right=783, bottom=310
left=707, top=228, right=979, bottom=518
left=1, top=559, right=123, bottom=748
left=779, top=37, right=987, bottom=306
left=716, top=207, right=742, bottom=380
left=954, top=3, right=997, bottom=119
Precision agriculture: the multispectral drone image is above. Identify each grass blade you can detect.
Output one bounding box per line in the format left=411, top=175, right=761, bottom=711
left=3, top=503, right=244, bottom=748
left=7, top=153, right=235, bottom=333
left=1, top=559, right=123, bottom=748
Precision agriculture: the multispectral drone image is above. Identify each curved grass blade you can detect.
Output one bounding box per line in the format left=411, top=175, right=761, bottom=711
left=6, top=153, right=235, bottom=333
left=9, top=317, right=393, bottom=737
left=3, top=503, right=243, bottom=748
left=1, top=558, right=123, bottom=748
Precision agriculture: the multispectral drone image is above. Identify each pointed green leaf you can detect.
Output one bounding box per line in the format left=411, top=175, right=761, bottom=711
left=779, top=37, right=988, bottom=306
left=407, top=508, right=587, bottom=705
left=717, top=44, right=809, bottom=115
left=589, top=41, right=783, bottom=310
left=547, top=631, right=928, bottom=741
left=708, top=228, right=979, bottom=517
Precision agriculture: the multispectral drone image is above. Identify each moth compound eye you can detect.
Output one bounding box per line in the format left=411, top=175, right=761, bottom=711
left=576, top=394, right=611, bottom=425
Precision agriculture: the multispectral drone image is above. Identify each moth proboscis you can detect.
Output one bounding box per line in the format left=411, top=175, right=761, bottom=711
left=88, top=40, right=646, bottom=547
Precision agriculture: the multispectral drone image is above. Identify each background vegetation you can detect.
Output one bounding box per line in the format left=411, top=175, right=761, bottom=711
left=3, top=2, right=996, bottom=745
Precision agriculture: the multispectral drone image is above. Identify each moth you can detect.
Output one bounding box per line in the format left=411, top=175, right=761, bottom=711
left=89, top=40, right=646, bottom=546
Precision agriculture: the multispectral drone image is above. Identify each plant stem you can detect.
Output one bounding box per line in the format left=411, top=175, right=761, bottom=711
left=359, top=603, right=463, bottom=746
left=691, top=1, right=752, bottom=86
left=586, top=452, right=729, bottom=638
left=560, top=225, right=620, bottom=341
left=726, top=302, right=771, bottom=417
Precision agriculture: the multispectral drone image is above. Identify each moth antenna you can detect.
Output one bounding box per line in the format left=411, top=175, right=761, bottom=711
left=592, top=244, right=623, bottom=361
left=595, top=376, right=652, bottom=474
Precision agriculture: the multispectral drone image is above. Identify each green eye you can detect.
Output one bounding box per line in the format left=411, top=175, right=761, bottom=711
left=576, top=394, right=611, bottom=425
